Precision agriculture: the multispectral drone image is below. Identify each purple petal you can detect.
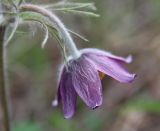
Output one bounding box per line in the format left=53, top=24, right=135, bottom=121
left=70, top=56, right=102, bottom=109
left=84, top=53, right=136, bottom=83
left=58, top=68, right=77, bottom=119
left=81, top=48, right=132, bottom=63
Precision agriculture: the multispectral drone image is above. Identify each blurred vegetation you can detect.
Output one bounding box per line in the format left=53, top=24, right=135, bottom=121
left=1, top=0, right=160, bottom=131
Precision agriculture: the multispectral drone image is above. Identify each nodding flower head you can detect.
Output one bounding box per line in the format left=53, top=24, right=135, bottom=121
left=53, top=48, right=136, bottom=118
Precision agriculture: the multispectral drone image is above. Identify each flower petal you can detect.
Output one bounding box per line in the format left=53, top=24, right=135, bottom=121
left=58, top=68, right=77, bottom=119
left=81, top=48, right=132, bottom=63
left=70, top=56, right=102, bottom=109
left=52, top=96, right=59, bottom=107
left=84, top=53, right=136, bottom=83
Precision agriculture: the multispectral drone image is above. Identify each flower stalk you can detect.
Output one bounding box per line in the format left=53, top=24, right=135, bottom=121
left=19, top=4, right=81, bottom=59
left=0, top=25, right=11, bottom=131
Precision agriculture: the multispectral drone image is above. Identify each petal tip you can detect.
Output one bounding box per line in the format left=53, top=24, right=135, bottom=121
left=91, top=100, right=103, bottom=110
left=52, top=99, right=58, bottom=107
left=64, top=112, right=74, bottom=119
left=92, top=105, right=100, bottom=110
left=126, top=55, right=133, bottom=63
left=128, top=73, right=137, bottom=83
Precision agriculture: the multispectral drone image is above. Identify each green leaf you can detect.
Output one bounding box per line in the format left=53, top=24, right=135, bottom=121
left=68, top=29, right=89, bottom=42
left=4, top=17, right=19, bottom=46
left=43, top=1, right=99, bottom=17
left=47, top=24, right=68, bottom=63
left=20, top=12, right=52, bottom=48
left=19, top=11, right=61, bottom=46
left=63, top=10, right=100, bottom=17
left=19, top=16, right=49, bottom=48
left=19, top=12, right=45, bottom=22
left=41, top=24, right=49, bottom=48
left=15, top=30, right=30, bottom=35
left=43, top=2, right=97, bottom=11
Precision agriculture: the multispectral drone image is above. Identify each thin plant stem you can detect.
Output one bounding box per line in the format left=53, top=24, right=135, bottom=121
left=0, top=26, right=11, bottom=131
left=19, top=4, right=81, bottom=59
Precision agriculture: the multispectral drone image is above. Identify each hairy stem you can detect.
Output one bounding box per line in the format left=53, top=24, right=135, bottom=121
left=0, top=26, right=11, bottom=131
left=20, top=4, right=81, bottom=59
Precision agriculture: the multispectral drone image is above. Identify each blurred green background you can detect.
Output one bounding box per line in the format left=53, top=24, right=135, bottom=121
left=3, top=0, right=160, bottom=131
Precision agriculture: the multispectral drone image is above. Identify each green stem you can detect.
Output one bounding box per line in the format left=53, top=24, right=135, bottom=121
left=20, top=4, right=81, bottom=59
left=0, top=26, right=11, bottom=131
